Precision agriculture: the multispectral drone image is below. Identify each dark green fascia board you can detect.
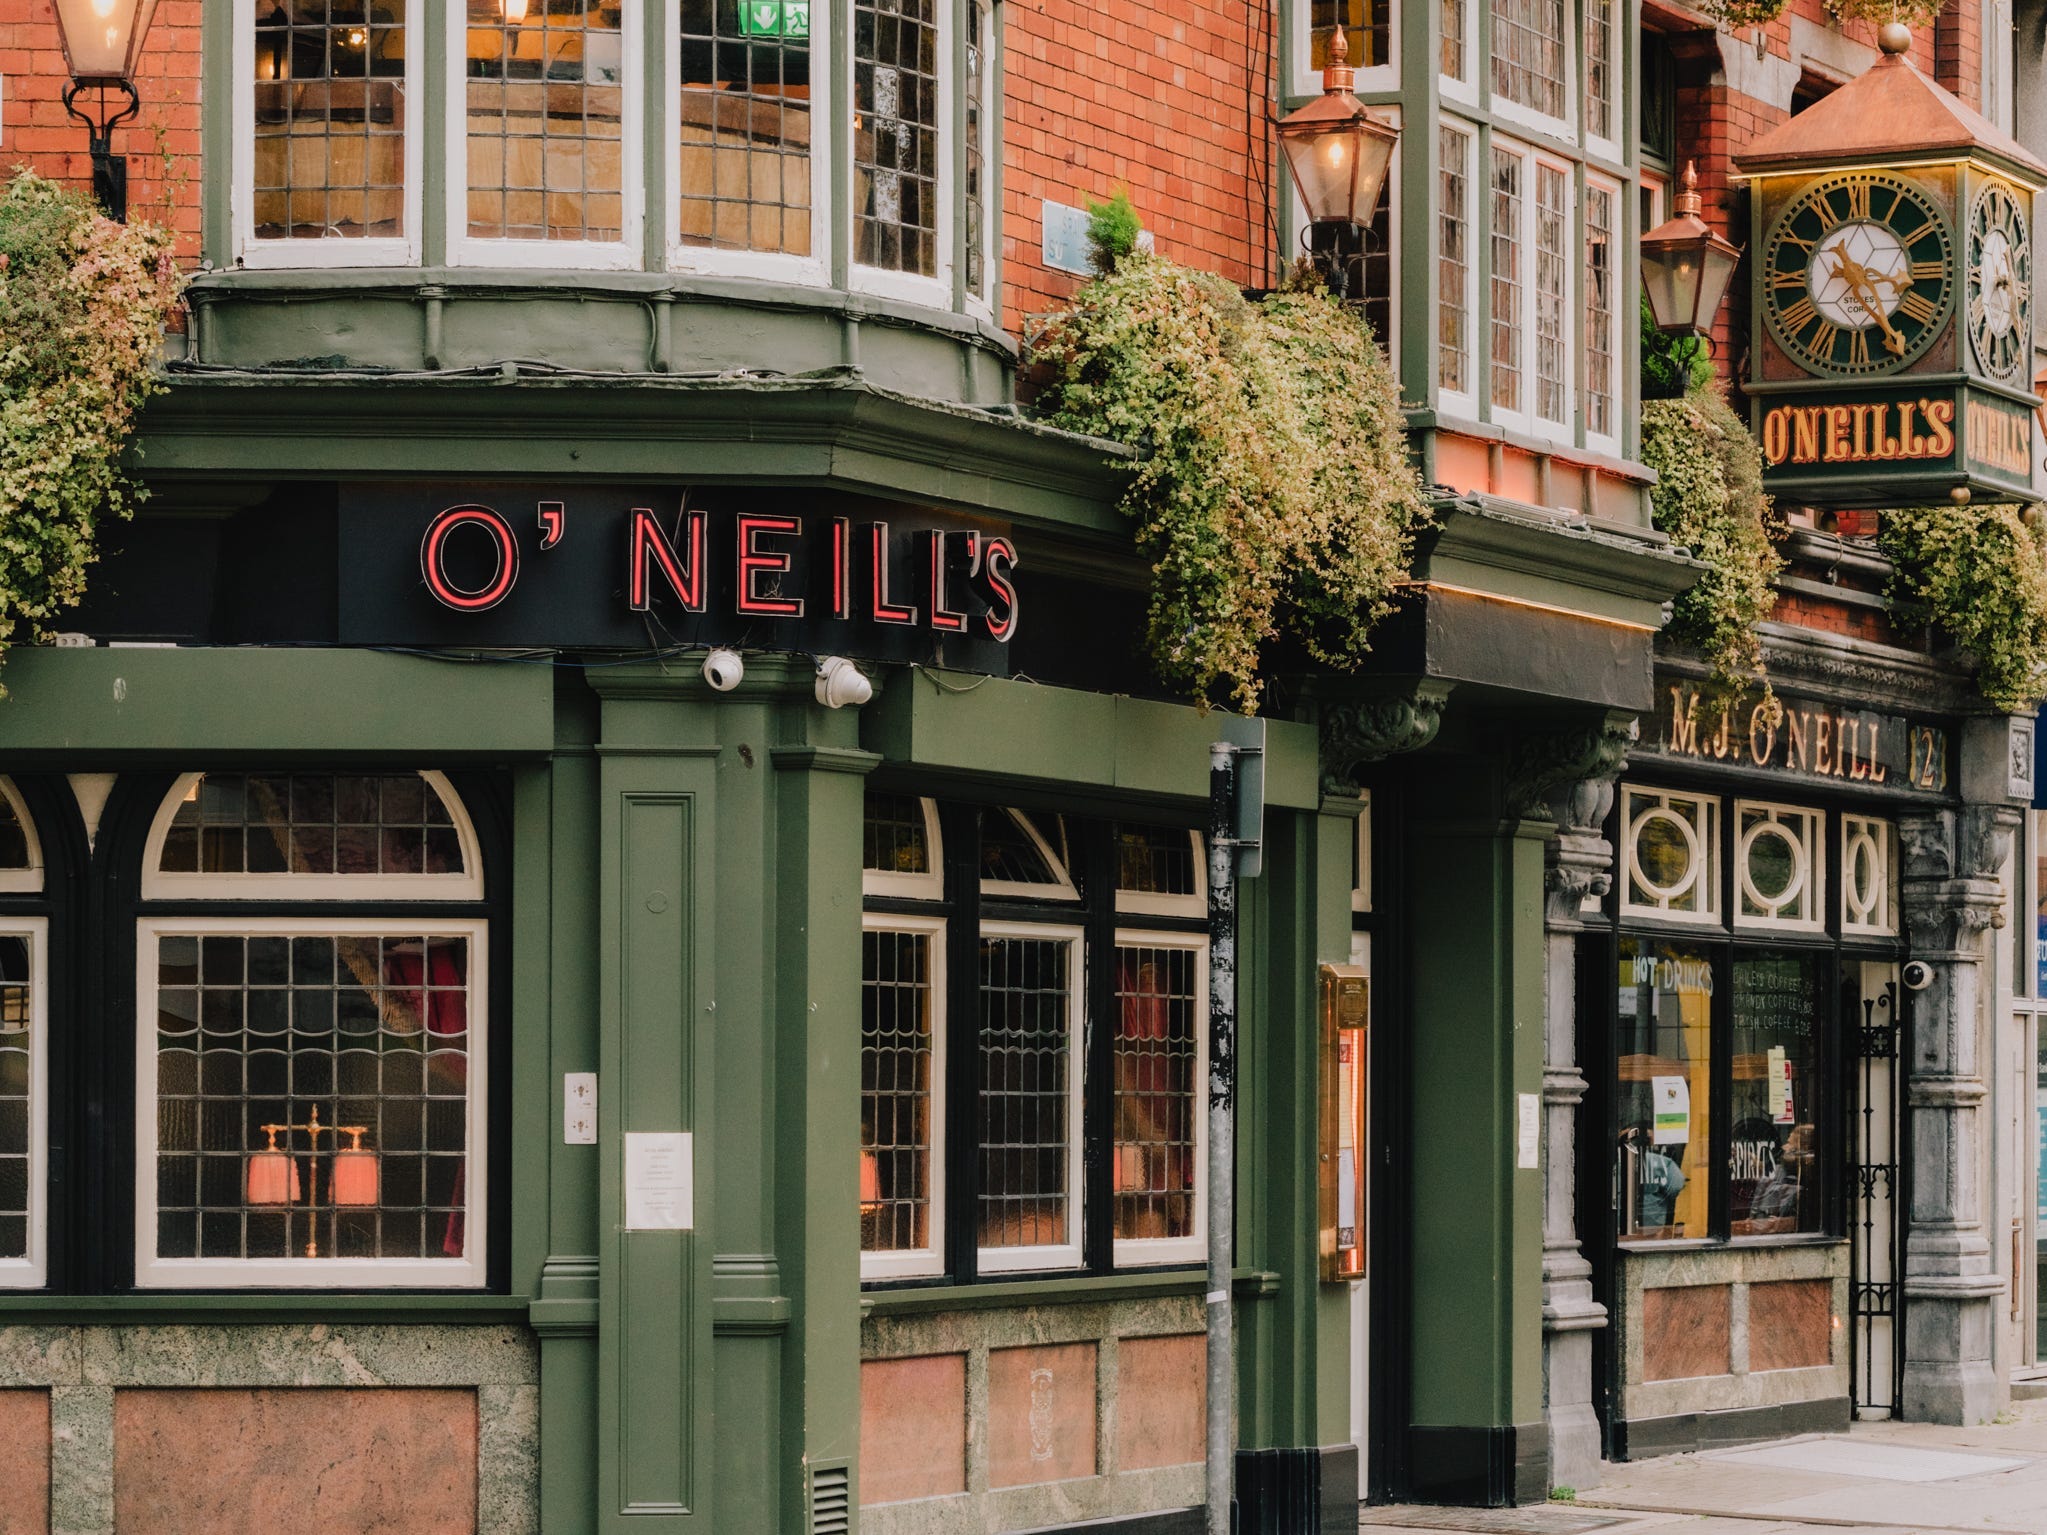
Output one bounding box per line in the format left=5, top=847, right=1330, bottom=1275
left=135, top=374, right=1132, bottom=539
left=863, top=671, right=1320, bottom=811
left=1416, top=495, right=1705, bottom=626
left=185, top=265, right=1023, bottom=363
left=0, top=647, right=554, bottom=763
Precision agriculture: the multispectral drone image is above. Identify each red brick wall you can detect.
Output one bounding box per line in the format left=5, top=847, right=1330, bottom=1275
left=1001, top=0, right=1270, bottom=330
left=0, top=0, right=202, bottom=261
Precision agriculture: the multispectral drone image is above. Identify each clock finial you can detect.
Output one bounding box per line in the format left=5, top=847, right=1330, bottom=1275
left=1878, top=21, right=1910, bottom=54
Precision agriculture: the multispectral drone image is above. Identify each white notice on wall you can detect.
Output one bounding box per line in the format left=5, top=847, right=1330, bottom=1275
left=624, top=1132, right=694, bottom=1230
left=1768, top=1046, right=1792, bottom=1124
left=1516, top=1092, right=1540, bottom=1169
left=1651, top=1075, right=1691, bottom=1145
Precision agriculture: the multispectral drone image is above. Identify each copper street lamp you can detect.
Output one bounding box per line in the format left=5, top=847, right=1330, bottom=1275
left=1640, top=160, right=1744, bottom=341
left=50, top=0, right=164, bottom=222
left=1277, top=23, right=1401, bottom=299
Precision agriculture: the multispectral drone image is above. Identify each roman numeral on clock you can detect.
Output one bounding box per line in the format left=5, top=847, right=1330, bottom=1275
left=1779, top=296, right=1817, bottom=332
left=1848, top=330, right=1871, bottom=367
left=1898, top=291, right=1939, bottom=324
left=1771, top=270, right=1806, bottom=291
left=1844, top=181, right=1871, bottom=219
left=1809, top=319, right=1839, bottom=357
left=1911, top=259, right=1944, bottom=281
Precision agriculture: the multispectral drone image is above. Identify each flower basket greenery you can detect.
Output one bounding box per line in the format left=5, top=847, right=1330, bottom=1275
left=0, top=171, right=183, bottom=686
left=1880, top=501, right=2047, bottom=712
left=1028, top=248, right=1431, bottom=712
left=1639, top=381, right=1784, bottom=700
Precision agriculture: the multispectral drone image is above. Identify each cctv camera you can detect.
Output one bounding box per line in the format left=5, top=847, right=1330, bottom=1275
left=814, top=656, right=873, bottom=709
left=1902, top=960, right=1934, bottom=992
left=702, top=648, right=744, bottom=692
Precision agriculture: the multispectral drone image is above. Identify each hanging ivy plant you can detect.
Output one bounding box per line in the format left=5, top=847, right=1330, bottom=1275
left=1639, top=382, right=1784, bottom=703
left=1822, top=0, right=1944, bottom=31
left=0, top=171, right=183, bottom=687
left=1692, top=0, right=1792, bottom=28
left=1029, top=252, right=1432, bottom=712
left=1880, top=501, right=2047, bottom=713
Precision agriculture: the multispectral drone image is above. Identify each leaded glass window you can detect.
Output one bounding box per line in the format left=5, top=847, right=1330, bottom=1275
left=964, top=0, right=990, bottom=300
left=854, top=0, right=942, bottom=279
left=677, top=0, right=814, bottom=257
left=862, top=920, right=943, bottom=1275
left=1113, top=938, right=1202, bottom=1255
left=1492, top=0, right=1567, bottom=121
left=1490, top=147, right=1523, bottom=415
left=976, top=927, right=1081, bottom=1268
left=250, top=0, right=411, bottom=245
left=0, top=929, right=42, bottom=1285
left=1439, top=124, right=1471, bottom=398
left=1311, top=0, right=1389, bottom=72
left=1585, top=0, right=1615, bottom=143
left=1586, top=181, right=1616, bottom=441
left=1535, top=163, right=1569, bottom=426
left=1441, top=0, right=1466, bottom=81
left=461, top=0, right=629, bottom=247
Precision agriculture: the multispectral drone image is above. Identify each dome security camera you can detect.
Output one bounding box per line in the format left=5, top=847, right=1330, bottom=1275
left=814, top=656, right=873, bottom=709
left=702, top=648, right=744, bottom=692
left=1902, top=960, right=1934, bottom=992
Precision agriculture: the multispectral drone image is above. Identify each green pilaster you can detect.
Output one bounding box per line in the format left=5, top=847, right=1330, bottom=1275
left=201, top=4, right=232, bottom=267
left=1403, top=760, right=1550, bottom=1501
left=1234, top=803, right=1356, bottom=1454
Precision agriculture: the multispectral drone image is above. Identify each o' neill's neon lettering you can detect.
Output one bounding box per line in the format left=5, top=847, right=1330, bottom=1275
left=420, top=502, right=1020, bottom=642
left=421, top=505, right=521, bottom=611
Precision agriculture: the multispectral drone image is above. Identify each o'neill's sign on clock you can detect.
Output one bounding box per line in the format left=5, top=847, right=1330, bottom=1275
left=1733, top=32, right=2046, bottom=507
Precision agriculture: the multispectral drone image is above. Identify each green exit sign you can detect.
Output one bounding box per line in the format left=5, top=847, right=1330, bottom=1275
left=737, top=0, right=810, bottom=37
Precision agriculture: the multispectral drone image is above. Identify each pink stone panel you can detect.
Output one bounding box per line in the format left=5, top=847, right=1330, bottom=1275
left=1642, top=1284, right=1732, bottom=1382
left=859, top=1354, right=968, bottom=1506
left=1748, top=1279, right=1834, bottom=1372
left=988, top=1342, right=1098, bottom=1488
left=0, top=1390, right=50, bottom=1535
left=114, top=1388, right=477, bottom=1535
left=1116, top=1334, right=1204, bottom=1471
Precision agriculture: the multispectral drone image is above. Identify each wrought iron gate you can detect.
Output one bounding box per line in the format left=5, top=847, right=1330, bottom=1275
left=1848, top=968, right=1904, bottom=1417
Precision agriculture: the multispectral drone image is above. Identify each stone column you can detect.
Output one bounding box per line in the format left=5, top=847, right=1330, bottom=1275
left=1508, top=711, right=1637, bottom=1492
left=1898, top=801, right=2017, bottom=1425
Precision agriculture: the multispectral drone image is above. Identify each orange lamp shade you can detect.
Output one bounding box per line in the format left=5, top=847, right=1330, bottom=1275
left=246, top=1150, right=299, bottom=1205
left=331, top=1150, right=380, bottom=1207
left=859, top=1149, right=882, bottom=1214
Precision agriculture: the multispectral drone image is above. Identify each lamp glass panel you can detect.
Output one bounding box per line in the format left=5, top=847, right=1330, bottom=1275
left=1641, top=245, right=1701, bottom=333
left=52, top=0, right=161, bottom=79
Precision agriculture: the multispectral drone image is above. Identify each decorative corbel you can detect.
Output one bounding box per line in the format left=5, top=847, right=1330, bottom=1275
left=1319, top=680, right=1456, bottom=794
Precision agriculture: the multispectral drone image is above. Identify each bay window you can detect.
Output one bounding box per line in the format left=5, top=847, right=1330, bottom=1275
left=230, top=1, right=992, bottom=309
left=859, top=796, right=1207, bottom=1283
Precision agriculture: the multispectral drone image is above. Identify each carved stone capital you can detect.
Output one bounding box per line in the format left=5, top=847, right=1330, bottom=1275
left=1320, top=681, right=1456, bottom=793
left=1506, top=711, right=1640, bottom=826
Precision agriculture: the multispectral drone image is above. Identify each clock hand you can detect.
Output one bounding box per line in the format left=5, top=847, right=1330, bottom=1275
left=1846, top=268, right=1908, bottom=355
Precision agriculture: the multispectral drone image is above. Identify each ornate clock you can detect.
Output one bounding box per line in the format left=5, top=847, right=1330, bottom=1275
left=1761, top=169, right=1955, bottom=378
left=1966, top=179, right=2031, bottom=382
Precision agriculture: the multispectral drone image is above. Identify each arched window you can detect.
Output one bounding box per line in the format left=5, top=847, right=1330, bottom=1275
left=0, top=779, right=45, bottom=1289
left=136, top=772, right=487, bottom=1288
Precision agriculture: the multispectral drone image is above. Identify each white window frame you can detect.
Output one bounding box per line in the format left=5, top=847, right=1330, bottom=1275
left=1620, top=785, right=1722, bottom=924
left=444, top=0, right=647, bottom=271
left=1842, top=814, right=1901, bottom=938
left=974, top=919, right=1085, bottom=1274
left=231, top=0, right=426, bottom=269
left=1487, top=136, right=1575, bottom=444
left=1111, top=927, right=1208, bottom=1268
left=1733, top=800, right=1826, bottom=933
left=960, top=0, right=997, bottom=323
left=1440, top=0, right=1475, bottom=105
left=1115, top=830, right=1207, bottom=920
left=862, top=796, right=944, bottom=902
left=859, top=912, right=948, bottom=1281
left=0, top=779, right=42, bottom=895
left=142, top=771, right=485, bottom=904
left=847, top=0, right=956, bottom=308
left=665, top=0, right=833, bottom=285
left=1582, top=0, right=1621, bottom=165
left=0, top=920, right=47, bottom=1290
left=1487, top=0, right=1577, bottom=146
left=1437, top=116, right=1479, bottom=422
left=981, top=809, right=1080, bottom=902
left=1289, top=0, right=1400, bottom=100
left=134, top=915, right=489, bottom=1290
left=1583, top=169, right=1623, bottom=458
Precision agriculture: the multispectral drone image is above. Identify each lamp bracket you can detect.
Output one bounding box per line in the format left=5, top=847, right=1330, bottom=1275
left=61, top=77, right=139, bottom=222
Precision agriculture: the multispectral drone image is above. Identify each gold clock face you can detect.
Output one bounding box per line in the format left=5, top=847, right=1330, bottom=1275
left=1762, top=170, right=1955, bottom=378
left=1967, top=180, right=2031, bottom=381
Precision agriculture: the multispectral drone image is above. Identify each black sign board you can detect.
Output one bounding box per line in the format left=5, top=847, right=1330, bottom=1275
left=338, top=485, right=1020, bottom=675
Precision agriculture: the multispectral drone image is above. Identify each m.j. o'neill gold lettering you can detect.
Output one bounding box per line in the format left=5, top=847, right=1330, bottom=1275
left=1656, top=683, right=1950, bottom=791
left=1759, top=398, right=1955, bottom=467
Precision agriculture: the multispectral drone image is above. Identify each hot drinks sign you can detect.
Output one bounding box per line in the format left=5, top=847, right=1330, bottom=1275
left=339, top=485, right=1020, bottom=671
left=1654, top=681, right=1951, bottom=793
